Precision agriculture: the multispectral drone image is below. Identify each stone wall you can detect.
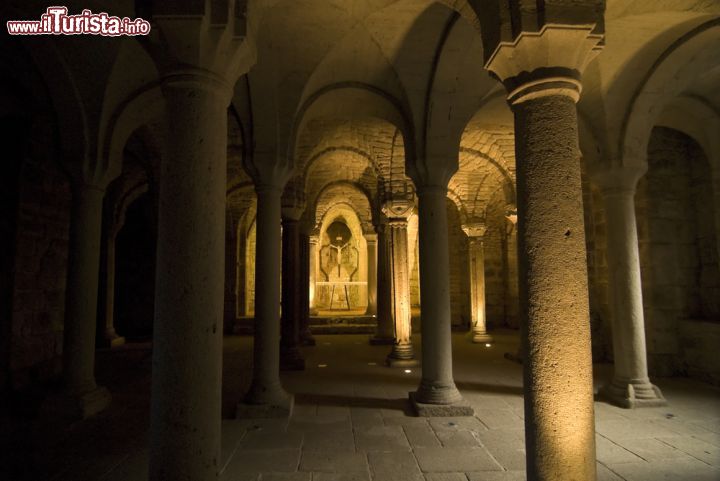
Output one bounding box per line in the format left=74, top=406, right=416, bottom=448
left=637, top=127, right=720, bottom=379
left=9, top=124, right=71, bottom=390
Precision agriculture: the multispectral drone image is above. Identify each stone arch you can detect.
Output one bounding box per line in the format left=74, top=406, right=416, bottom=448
left=621, top=19, right=720, bottom=167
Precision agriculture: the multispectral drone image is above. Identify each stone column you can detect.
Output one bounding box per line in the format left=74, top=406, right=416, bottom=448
left=463, top=223, right=492, bottom=343
left=365, top=233, right=378, bottom=316
left=485, top=25, right=603, bottom=481
left=280, top=211, right=305, bottom=371
left=410, top=185, right=470, bottom=415
left=238, top=183, right=292, bottom=417
left=224, top=214, right=239, bottom=333
left=149, top=70, right=229, bottom=481
left=101, top=223, right=125, bottom=347
left=383, top=200, right=418, bottom=367
left=298, top=230, right=315, bottom=345
left=308, top=235, right=319, bottom=316
left=594, top=168, right=666, bottom=408
left=63, top=182, right=112, bottom=418
left=370, top=220, right=394, bottom=344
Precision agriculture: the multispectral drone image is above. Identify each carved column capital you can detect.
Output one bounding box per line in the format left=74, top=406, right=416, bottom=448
left=462, top=222, right=487, bottom=239
left=485, top=25, right=603, bottom=105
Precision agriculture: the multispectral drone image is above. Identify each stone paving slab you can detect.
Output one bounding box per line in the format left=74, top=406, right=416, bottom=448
left=595, top=434, right=645, bottom=465
left=299, top=450, right=369, bottom=472
left=354, top=424, right=411, bottom=451
left=223, top=449, right=300, bottom=474
left=301, top=428, right=356, bottom=452
left=474, top=409, right=524, bottom=430
left=480, top=439, right=526, bottom=471
left=311, top=473, right=370, bottom=481
left=596, top=419, right=680, bottom=440
left=259, top=474, right=311, bottom=481
left=403, top=424, right=442, bottom=447
left=466, top=471, right=526, bottom=481
left=612, top=437, right=693, bottom=462
left=428, top=417, right=485, bottom=432
left=657, top=435, right=720, bottom=466
left=414, top=446, right=502, bottom=472
left=368, top=451, right=422, bottom=478
left=607, top=457, right=720, bottom=481
left=239, top=428, right=303, bottom=450
left=435, top=429, right=480, bottom=447
left=425, top=474, right=470, bottom=481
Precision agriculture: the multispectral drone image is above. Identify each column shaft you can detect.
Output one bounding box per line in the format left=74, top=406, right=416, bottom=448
left=64, top=183, right=111, bottom=417
left=468, top=237, right=491, bottom=343
left=600, top=186, right=665, bottom=407
left=386, top=218, right=416, bottom=365
left=150, top=74, right=227, bottom=481
left=413, top=186, right=463, bottom=406
left=102, top=228, right=124, bottom=346
left=365, top=235, right=378, bottom=316
left=308, top=236, right=319, bottom=316
left=513, top=92, right=595, bottom=480
left=280, top=217, right=304, bottom=370
left=298, top=233, right=315, bottom=345
left=240, top=185, right=291, bottom=413
left=371, top=222, right=394, bottom=344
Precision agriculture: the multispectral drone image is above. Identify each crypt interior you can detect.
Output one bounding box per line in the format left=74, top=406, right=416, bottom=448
left=1, top=0, right=720, bottom=480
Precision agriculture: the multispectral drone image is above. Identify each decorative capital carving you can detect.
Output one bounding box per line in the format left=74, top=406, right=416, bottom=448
left=588, top=165, right=648, bottom=196
left=382, top=198, right=414, bottom=221
left=485, top=25, right=603, bottom=105
left=462, top=222, right=487, bottom=238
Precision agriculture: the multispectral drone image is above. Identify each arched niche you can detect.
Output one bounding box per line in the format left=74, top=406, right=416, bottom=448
left=314, top=203, right=368, bottom=313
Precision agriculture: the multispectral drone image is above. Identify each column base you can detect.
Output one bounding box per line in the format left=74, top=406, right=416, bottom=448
left=369, top=335, right=395, bottom=345
left=48, top=385, right=112, bottom=420
left=101, top=328, right=125, bottom=348
left=386, top=343, right=417, bottom=367
left=470, top=331, right=493, bottom=344
left=280, top=347, right=306, bottom=371
left=599, top=379, right=667, bottom=408
left=409, top=391, right=474, bottom=417
left=386, top=357, right=419, bottom=368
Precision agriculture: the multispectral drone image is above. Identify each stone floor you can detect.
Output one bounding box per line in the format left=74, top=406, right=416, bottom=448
left=3, top=331, right=720, bottom=480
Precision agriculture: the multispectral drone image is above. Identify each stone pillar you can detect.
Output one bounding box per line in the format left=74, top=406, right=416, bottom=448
left=63, top=182, right=112, bottom=418
left=365, top=233, right=378, bottom=316
left=280, top=211, right=305, bottom=370
left=308, top=235, right=319, bottom=316
left=383, top=200, right=418, bottom=367
left=594, top=168, right=666, bottom=408
left=410, top=185, right=470, bottom=415
left=101, top=224, right=125, bottom=347
left=238, top=183, right=292, bottom=417
left=224, top=214, right=239, bottom=333
left=485, top=25, right=603, bottom=481
left=370, top=220, right=394, bottom=344
left=298, top=230, right=315, bottom=345
left=463, top=223, right=492, bottom=343
left=149, top=70, right=230, bottom=481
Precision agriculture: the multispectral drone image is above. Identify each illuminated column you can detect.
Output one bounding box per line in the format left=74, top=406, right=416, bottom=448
left=151, top=70, right=229, bottom=481
left=411, top=185, right=469, bottom=415
left=63, top=182, right=112, bottom=418
left=298, top=230, right=315, bottom=345
left=308, top=235, right=319, bottom=316
left=365, top=233, right=378, bottom=316
left=594, top=168, right=666, bottom=408
left=383, top=200, right=417, bottom=367
left=371, top=219, right=394, bottom=344
left=238, top=183, right=292, bottom=416
left=102, top=223, right=125, bottom=347
left=463, top=223, right=491, bottom=343
left=280, top=210, right=305, bottom=371
left=485, top=26, right=602, bottom=480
